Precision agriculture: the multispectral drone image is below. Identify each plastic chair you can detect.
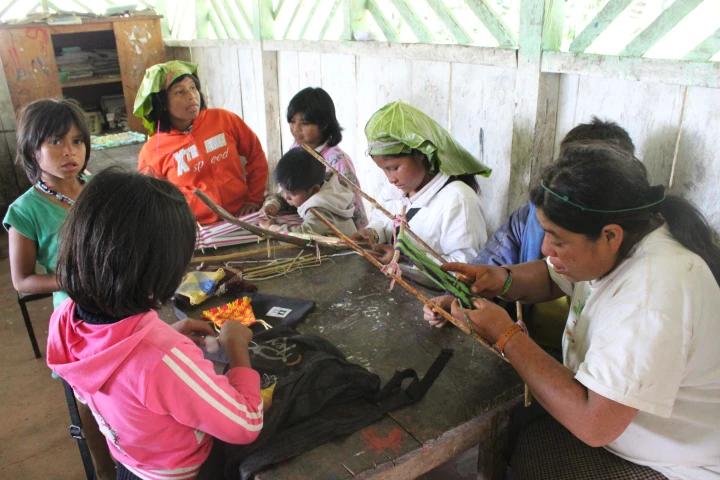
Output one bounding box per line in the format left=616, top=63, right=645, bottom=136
left=16, top=291, right=52, bottom=359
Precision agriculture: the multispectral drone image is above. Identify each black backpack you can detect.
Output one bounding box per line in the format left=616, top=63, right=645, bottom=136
left=224, top=326, right=453, bottom=480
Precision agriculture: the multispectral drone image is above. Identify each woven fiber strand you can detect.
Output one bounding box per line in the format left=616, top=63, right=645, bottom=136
left=396, top=233, right=474, bottom=308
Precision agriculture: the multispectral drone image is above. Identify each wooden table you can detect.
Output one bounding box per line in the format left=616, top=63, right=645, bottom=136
left=168, top=247, right=524, bottom=480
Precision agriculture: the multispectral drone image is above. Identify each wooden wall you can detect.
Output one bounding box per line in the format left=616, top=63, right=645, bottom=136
left=554, top=76, right=720, bottom=231
left=168, top=43, right=720, bottom=236
left=0, top=64, right=27, bottom=212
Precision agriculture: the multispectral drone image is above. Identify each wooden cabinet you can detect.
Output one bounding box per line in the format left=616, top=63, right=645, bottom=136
left=0, top=16, right=165, bottom=133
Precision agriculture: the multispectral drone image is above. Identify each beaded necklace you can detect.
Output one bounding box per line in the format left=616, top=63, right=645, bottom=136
left=36, top=175, right=86, bottom=206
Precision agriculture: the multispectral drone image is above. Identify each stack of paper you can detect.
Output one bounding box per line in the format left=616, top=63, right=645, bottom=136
left=92, top=49, right=120, bottom=76
left=56, top=49, right=93, bottom=79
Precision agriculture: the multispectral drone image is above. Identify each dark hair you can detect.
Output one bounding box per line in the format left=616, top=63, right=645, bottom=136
left=286, top=87, right=343, bottom=147
left=377, top=150, right=480, bottom=193
left=149, top=74, right=207, bottom=133
left=15, top=98, right=91, bottom=183
left=57, top=168, right=197, bottom=318
left=530, top=142, right=720, bottom=283
left=560, top=116, right=635, bottom=156
left=274, top=147, right=326, bottom=192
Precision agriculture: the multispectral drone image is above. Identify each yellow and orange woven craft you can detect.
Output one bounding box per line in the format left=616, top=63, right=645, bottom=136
left=202, top=297, right=272, bottom=331
left=202, top=297, right=256, bottom=329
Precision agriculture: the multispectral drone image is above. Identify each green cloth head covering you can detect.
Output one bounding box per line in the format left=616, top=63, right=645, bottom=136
left=133, top=60, right=199, bottom=135
left=365, top=100, right=491, bottom=177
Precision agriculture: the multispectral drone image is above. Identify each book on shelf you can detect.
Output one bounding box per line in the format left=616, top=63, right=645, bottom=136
left=47, top=15, right=82, bottom=25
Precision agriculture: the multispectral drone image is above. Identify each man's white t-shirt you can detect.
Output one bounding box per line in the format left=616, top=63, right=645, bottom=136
left=548, top=224, right=720, bottom=480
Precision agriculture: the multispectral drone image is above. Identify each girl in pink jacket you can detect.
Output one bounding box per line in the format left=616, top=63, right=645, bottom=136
left=47, top=169, right=263, bottom=479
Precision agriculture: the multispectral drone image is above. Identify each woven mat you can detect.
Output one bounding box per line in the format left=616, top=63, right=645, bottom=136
left=511, top=416, right=667, bottom=480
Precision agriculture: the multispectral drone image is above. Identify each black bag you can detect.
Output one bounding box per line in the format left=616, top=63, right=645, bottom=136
left=224, top=326, right=453, bottom=480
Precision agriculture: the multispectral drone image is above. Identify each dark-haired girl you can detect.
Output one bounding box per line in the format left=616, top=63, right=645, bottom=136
left=3, top=98, right=90, bottom=309
left=3, top=98, right=118, bottom=479
left=439, top=142, right=720, bottom=479
left=47, top=169, right=263, bottom=479
left=135, top=61, right=268, bottom=225
left=274, top=86, right=367, bottom=229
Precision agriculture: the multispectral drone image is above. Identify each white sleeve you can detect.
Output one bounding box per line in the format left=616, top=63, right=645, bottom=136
left=547, top=257, right=573, bottom=296
left=366, top=201, right=394, bottom=245
left=574, top=304, right=687, bottom=418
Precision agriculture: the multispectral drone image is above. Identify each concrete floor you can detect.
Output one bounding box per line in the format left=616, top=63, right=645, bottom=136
left=0, top=142, right=479, bottom=479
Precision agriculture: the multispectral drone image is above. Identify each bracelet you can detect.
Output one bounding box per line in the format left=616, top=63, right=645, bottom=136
left=492, top=323, right=523, bottom=358
left=497, top=267, right=513, bottom=298
left=369, top=228, right=380, bottom=244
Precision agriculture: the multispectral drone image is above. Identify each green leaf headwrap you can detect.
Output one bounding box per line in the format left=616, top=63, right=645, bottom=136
left=133, top=60, right=199, bottom=136
left=365, top=100, right=491, bottom=177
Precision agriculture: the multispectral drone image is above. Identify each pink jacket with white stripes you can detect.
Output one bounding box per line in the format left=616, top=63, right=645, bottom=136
left=47, top=299, right=263, bottom=480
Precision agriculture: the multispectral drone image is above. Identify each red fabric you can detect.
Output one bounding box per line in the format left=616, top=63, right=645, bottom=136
left=138, top=108, right=269, bottom=224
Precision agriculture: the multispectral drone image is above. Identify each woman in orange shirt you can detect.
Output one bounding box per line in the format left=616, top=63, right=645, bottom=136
left=134, top=61, right=268, bottom=224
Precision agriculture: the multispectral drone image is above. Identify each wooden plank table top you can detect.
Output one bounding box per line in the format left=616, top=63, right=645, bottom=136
left=167, top=246, right=523, bottom=479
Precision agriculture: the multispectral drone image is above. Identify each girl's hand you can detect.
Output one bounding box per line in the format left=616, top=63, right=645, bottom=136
left=219, top=321, right=253, bottom=369
left=262, top=204, right=278, bottom=218
left=369, top=244, right=395, bottom=264
left=351, top=228, right=377, bottom=247
left=259, top=218, right=274, bottom=229
left=172, top=319, right=215, bottom=346
left=218, top=320, right=253, bottom=348
left=441, top=263, right=510, bottom=298
left=239, top=202, right=261, bottom=216
left=449, top=298, right=514, bottom=344
left=423, top=295, right=454, bottom=328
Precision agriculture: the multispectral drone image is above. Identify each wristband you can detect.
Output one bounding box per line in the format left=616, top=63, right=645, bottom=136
left=492, top=323, right=523, bottom=357
left=369, top=228, right=380, bottom=244
left=497, top=267, right=513, bottom=297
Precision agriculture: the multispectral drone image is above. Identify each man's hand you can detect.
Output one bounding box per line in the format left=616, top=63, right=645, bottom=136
left=442, top=263, right=510, bottom=298
left=449, top=298, right=514, bottom=344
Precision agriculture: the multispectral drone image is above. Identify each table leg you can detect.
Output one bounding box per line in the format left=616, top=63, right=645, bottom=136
left=477, top=411, right=511, bottom=480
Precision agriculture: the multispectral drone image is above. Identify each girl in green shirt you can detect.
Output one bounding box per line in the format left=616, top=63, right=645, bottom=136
left=3, top=98, right=116, bottom=479
left=3, top=99, right=91, bottom=309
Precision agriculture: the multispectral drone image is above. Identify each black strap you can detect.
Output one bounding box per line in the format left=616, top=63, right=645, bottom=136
left=61, top=379, right=97, bottom=480
left=374, top=348, right=454, bottom=412
left=405, top=207, right=422, bottom=223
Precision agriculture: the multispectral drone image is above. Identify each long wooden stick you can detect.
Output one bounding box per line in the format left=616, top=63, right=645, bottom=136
left=517, top=301, right=532, bottom=407
left=191, top=244, right=299, bottom=264
left=300, top=142, right=446, bottom=265
left=310, top=208, right=506, bottom=361
left=194, top=189, right=346, bottom=250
